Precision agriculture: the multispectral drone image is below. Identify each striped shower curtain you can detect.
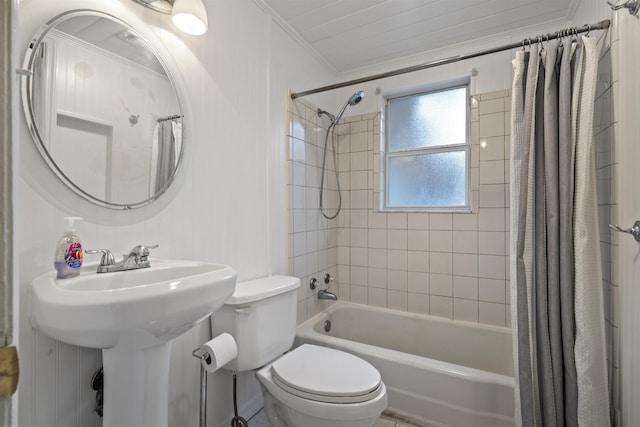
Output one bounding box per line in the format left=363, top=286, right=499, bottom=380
left=510, top=36, right=609, bottom=427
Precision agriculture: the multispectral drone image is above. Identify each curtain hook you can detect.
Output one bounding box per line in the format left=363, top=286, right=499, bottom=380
left=586, top=24, right=591, bottom=36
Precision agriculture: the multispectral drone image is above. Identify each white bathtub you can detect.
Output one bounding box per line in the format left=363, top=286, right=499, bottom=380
left=295, top=302, right=515, bottom=427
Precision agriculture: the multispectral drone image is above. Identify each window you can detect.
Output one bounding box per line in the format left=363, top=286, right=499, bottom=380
left=383, top=81, right=470, bottom=211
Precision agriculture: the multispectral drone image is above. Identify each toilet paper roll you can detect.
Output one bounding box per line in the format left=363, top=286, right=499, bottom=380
left=199, top=333, right=238, bottom=373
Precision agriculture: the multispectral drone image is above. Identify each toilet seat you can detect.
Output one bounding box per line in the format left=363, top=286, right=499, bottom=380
left=256, top=345, right=388, bottom=423
left=270, top=344, right=383, bottom=404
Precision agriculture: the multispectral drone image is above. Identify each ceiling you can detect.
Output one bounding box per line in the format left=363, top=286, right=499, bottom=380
left=260, top=0, right=578, bottom=73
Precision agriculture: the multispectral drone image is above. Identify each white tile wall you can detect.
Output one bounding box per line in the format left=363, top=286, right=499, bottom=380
left=290, top=91, right=512, bottom=326
left=287, top=99, right=340, bottom=323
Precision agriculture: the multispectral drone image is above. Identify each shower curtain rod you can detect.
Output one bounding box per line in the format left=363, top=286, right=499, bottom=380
left=157, top=114, right=183, bottom=122
left=290, top=19, right=610, bottom=100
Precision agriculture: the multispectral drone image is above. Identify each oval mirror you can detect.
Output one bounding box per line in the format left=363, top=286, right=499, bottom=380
left=22, top=10, right=183, bottom=209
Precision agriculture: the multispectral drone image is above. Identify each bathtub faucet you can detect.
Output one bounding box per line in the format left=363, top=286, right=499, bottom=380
left=318, top=289, right=337, bottom=300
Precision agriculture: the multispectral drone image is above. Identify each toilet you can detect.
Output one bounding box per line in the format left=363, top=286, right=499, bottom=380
left=210, top=275, right=387, bottom=427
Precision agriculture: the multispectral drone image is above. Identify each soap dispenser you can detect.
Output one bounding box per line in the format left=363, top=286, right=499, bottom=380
left=54, top=216, right=83, bottom=279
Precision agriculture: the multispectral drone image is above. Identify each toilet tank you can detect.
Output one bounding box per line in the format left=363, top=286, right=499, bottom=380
left=210, top=275, right=300, bottom=372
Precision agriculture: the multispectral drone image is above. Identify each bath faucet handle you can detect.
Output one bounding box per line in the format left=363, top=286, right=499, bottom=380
left=324, top=273, right=334, bottom=285
left=85, top=249, right=116, bottom=267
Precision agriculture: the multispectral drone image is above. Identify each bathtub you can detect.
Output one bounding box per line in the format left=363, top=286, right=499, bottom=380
left=295, top=302, right=515, bottom=427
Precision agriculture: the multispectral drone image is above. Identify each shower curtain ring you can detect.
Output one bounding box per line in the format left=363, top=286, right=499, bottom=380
left=586, top=24, right=592, bottom=36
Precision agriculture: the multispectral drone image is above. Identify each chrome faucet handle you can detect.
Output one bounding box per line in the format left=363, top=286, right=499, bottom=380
left=127, top=244, right=158, bottom=256
left=324, top=273, right=334, bottom=285
left=85, top=249, right=116, bottom=266
left=125, top=244, right=159, bottom=263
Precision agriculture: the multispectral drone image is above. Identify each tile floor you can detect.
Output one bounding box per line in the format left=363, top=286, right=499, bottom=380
left=248, top=409, right=422, bottom=427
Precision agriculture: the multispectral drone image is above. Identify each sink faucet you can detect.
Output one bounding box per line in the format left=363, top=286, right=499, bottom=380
left=85, top=244, right=158, bottom=273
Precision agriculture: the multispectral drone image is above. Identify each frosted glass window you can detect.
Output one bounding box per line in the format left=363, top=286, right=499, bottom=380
left=388, top=87, right=467, bottom=151
left=388, top=151, right=467, bottom=207
left=383, top=82, right=470, bottom=210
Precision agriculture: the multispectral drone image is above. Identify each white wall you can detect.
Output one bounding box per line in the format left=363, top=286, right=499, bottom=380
left=15, top=0, right=335, bottom=426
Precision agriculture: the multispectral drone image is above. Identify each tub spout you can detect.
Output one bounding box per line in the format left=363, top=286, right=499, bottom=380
left=318, top=289, right=337, bottom=300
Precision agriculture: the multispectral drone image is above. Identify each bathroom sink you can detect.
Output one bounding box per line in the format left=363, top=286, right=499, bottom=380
left=30, top=259, right=237, bottom=349
left=31, top=259, right=237, bottom=427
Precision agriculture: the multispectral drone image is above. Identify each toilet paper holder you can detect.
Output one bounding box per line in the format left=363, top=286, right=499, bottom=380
left=192, top=347, right=212, bottom=365
left=192, top=346, right=248, bottom=427
left=192, top=348, right=210, bottom=427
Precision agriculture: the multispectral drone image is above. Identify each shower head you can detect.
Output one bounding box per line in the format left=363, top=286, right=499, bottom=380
left=334, top=90, right=365, bottom=125
left=349, top=91, right=365, bottom=106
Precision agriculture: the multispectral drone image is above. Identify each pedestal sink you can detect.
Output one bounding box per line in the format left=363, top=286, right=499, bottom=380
left=30, top=259, right=237, bottom=427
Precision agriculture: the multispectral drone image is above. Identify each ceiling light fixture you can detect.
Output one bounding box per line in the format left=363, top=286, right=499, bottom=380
left=131, top=0, right=209, bottom=35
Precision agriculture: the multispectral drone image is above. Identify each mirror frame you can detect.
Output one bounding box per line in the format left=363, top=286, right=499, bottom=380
left=21, top=9, right=185, bottom=210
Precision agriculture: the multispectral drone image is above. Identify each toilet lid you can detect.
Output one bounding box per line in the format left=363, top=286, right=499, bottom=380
left=270, top=344, right=382, bottom=404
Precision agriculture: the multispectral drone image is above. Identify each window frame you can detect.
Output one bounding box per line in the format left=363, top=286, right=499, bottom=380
left=381, top=79, right=471, bottom=212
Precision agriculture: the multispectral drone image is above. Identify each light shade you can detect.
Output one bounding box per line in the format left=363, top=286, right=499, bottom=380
left=172, top=0, right=208, bottom=35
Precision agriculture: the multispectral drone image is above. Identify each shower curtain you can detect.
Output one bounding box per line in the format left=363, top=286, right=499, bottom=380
left=510, top=36, right=609, bottom=427
left=150, top=119, right=182, bottom=195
